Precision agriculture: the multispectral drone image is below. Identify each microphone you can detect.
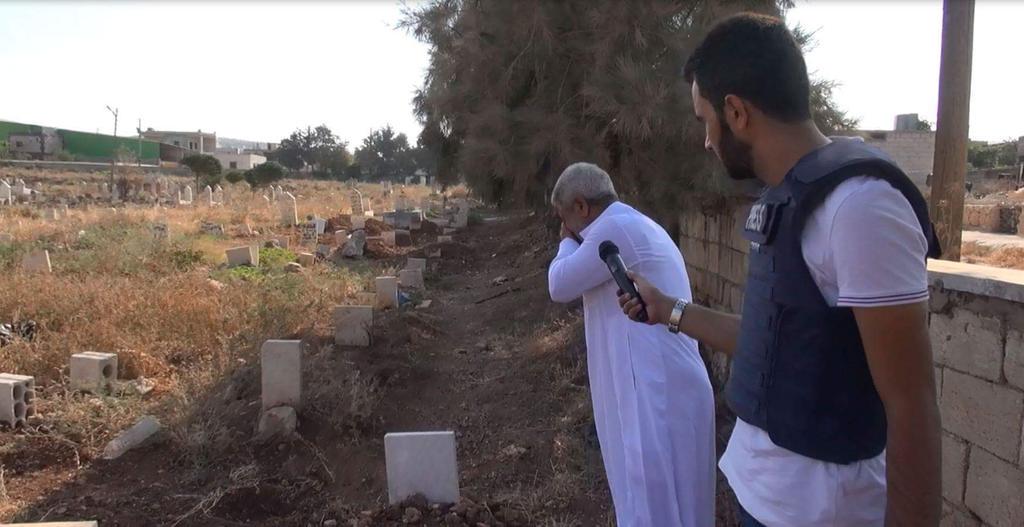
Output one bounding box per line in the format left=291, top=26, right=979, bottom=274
left=598, top=241, right=648, bottom=322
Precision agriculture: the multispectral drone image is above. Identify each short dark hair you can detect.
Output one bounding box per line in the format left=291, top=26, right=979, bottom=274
left=683, top=13, right=811, bottom=123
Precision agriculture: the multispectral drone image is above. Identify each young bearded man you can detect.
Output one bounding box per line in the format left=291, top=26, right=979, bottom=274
left=619, top=13, right=942, bottom=527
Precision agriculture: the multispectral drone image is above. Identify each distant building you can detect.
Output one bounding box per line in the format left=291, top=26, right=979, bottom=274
left=141, top=129, right=217, bottom=154
left=894, top=113, right=923, bottom=131
left=852, top=115, right=936, bottom=186
left=211, top=150, right=266, bottom=171
left=1, top=119, right=160, bottom=163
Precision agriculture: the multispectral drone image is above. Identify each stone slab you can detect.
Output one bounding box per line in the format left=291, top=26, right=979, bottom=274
left=21, top=250, right=51, bottom=273
left=298, top=252, right=315, bottom=267
left=928, top=259, right=1024, bottom=304
left=405, top=258, right=427, bottom=273
left=261, top=340, right=302, bottom=411
left=226, top=246, right=258, bottom=268
left=385, top=431, right=459, bottom=505
left=333, top=305, right=373, bottom=347
left=351, top=216, right=367, bottom=230
left=376, top=277, right=399, bottom=309
left=943, top=433, right=968, bottom=504
left=399, top=269, right=424, bottom=290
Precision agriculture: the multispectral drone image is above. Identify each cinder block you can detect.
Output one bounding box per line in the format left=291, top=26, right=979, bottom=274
left=930, top=309, right=1004, bottom=381
left=21, top=250, right=51, bottom=273
left=0, top=373, right=35, bottom=427
left=261, top=340, right=302, bottom=411
left=965, top=447, right=1024, bottom=527
left=385, top=431, right=460, bottom=505
left=406, top=258, right=427, bottom=273
left=943, top=433, right=968, bottom=504
left=333, top=305, right=372, bottom=347
left=941, top=369, right=1023, bottom=463
left=1004, top=330, right=1024, bottom=392
left=70, top=352, right=118, bottom=394
left=399, top=269, right=424, bottom=290
left=376, top=276, right=399, bottom=309
left=298, top=252, right=315, bottom=267
left=225, top=246, right=258, bottom=268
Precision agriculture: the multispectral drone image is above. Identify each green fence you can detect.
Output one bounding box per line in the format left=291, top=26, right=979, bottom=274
left=0, top=119, right=161, bottom=163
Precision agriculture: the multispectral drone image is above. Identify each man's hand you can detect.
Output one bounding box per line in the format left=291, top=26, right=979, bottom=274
left=559, top=222, right=581, bottom=243
left=617, top=271, right=676, bottom=326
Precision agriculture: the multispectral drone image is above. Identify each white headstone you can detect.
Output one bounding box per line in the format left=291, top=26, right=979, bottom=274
left=350, top=189, right=365, bottom=215
left=312, top=217, right=327, bottom=235
left=261, top=340, right=302, bottom=410
left=202, top=185, right=213, bottom=206
left=183, top=185, right=194, bottom=203
left=385, top=431, right=460, bottom=505
left=0, top=181, right=10, bottom=204
left=280, top=192, right=298, bottom=226
left=376, top=276, right=398, bottom=309
left=226, top=246, right=259, bottom=267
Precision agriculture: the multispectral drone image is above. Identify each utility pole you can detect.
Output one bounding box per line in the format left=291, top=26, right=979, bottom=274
left=137, top=118, right=143, bottom=167
left=106, top=105, right=119, bottom=191
left=929, top=0, right=975, bottom=261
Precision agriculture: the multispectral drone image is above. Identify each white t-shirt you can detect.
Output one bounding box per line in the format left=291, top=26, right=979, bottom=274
left=718, top=176, right=930, bottom=527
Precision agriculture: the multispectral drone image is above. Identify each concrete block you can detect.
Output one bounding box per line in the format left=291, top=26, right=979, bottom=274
left=297, top=252, right=315, bottom=267
left=333, top=305, right=373, bottom=347
left=70, top=352, right=118, bottom=394
left=352, top=215, right=367, bottom=230
left=399, top=269, right=424, bottom=290
left=376, top=276, right=399, bottom=309
left=385, top=431, right=460, bottom=505
left=965, top=447, right=1024, bottom=527
left=21, top=250, right=51, bottom=273
left=383, top=231, right=396, bottom=246
left=226, top=246, right=258, bottom=268
left=437, top=235, right=453, bottom=243
left=102, top=415, right=161, bottom=459
left=261, top=340, right=302, bottom=411
left=1004, top=330, right=1024, bottom=392
left=406, top=258, right=427, bottom=273
left=943, top=433, right=968, bottom=504
left=941, top=369, right=1023, bottom=463
left=930, top=309, right=1004, bottom=381
left=0, top=373, right=35, bottom=428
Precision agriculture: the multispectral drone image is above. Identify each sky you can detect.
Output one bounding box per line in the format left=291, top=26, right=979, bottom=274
left=0, top=1, right=1020, bottom=146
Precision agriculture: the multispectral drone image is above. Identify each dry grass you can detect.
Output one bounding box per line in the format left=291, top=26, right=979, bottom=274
left=0, top=172, right=435, bottom=489
left=961, top=240, right=1024, bottom=270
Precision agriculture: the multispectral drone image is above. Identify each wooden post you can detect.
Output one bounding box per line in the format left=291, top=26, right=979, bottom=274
left=929, top=0, right=975, bottom=261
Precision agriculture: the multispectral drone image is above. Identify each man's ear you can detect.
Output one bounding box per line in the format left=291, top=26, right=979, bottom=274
left=723, top=94, right=750, bottom=133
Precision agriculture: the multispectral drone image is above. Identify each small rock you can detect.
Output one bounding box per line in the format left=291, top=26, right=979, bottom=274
left=285, top=262, right=304, bottom=273
left=324, top=520, right=338, bottom=527
left=491, top=275, right=508, bottom=286
left=207, top=279, right=225, bottom=290
left=257, top=406, right=298, bottom=440
left=102, top=416, right=162, bottom=460
left=403, top=507, right=423, bottom=524
left=416, top=300, right=433, bottom=310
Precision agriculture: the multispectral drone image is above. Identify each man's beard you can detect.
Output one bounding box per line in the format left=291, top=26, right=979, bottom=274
left=718, top=122, right=757, bottom=181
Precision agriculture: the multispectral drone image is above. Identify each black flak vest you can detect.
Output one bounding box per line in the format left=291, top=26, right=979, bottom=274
left=726, top=138, right=941, bottom=464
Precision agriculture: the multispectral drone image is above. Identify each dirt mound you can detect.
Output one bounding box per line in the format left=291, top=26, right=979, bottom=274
left=325, top=215, right=392, bottom=236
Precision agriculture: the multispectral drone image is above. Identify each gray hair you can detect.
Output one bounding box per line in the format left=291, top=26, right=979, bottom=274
left=551, top=162, right=618, bottom=208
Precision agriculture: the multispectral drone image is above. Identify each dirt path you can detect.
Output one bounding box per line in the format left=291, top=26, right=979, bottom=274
left=5, top=211, right=614, bottom=526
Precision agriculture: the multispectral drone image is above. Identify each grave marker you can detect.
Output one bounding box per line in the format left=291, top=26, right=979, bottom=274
left=332, top=305, right=373, bottom=347
left=21, top=250, right=51, bottom=273
left=399, top=268, right=424, bottom=290
left=385, top=431, right=460, bottom=505
left=70, top=352, right=118, bottom=394
left=226, top=246, right=259, bottom=267
left=299, top=221, right=318, bottom=246
left=351, top=215, right=367, bottom=230
left=261, top=340, right=301, bottom=410
left=383, top=231, right=396, bottom=247
left=375, top=276, right=398, bottom=309
left=297, top=252, right=315, bottom=267
left=350, top=189, right=365, bottom=215
left=405, top=258, right=427, bottom=273
left=0, top=181, right=10, bottom=205
left=280, top=192, right=298, bottom=226
left=334, top=229, right=348, bottom=246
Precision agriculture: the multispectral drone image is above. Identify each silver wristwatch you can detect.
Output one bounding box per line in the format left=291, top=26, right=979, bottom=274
left=668, top=297, right=689, bottom=334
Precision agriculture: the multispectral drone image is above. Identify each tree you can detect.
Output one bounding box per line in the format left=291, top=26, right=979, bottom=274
left=915, top=119, right=934, bottom=131
left=244, top=161, right=286, bottom=188
left=224, top=170, right=245, bottom=184
left=182, top=154, right=222, bottom=190
left=354, top=125, right=419, bottom=182
left=403, top=0, right=850, bottom=225
left=272, top=125, right=352, bottom=178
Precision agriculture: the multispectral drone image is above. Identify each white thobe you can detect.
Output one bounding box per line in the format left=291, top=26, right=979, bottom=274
left=548, top=202, right=715, bottom=527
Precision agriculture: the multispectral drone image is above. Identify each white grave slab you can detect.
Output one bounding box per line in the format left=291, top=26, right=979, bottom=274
left=261, top=340, right=301, bottom=410
left=385, top=431, right=460, bottom=505
left=333, top=305, right=373, bottom=347
left=280, top=192, right=298, bottom=226
left=226, top=246, right=258, bottom=267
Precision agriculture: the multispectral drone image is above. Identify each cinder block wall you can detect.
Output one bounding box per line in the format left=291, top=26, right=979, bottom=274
left=680, top=203, right=1024, bottom=527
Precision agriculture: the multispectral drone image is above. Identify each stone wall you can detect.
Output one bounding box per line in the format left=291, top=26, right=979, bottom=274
left=680, top=203, right=1024, bottom=527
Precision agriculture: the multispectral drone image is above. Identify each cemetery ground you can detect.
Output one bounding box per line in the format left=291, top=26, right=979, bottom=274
left=0, top=168, right=636, bottom=526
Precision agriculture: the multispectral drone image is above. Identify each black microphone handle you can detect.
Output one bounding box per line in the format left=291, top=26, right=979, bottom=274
left=605, top=253, right=648, bottom=322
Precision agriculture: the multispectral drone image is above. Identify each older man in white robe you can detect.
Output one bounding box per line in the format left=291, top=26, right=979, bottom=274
left=547, top=162, right=715, bottom=526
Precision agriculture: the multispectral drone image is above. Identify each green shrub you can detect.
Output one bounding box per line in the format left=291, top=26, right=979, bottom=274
left=259, top=246, right=297, bottom=269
